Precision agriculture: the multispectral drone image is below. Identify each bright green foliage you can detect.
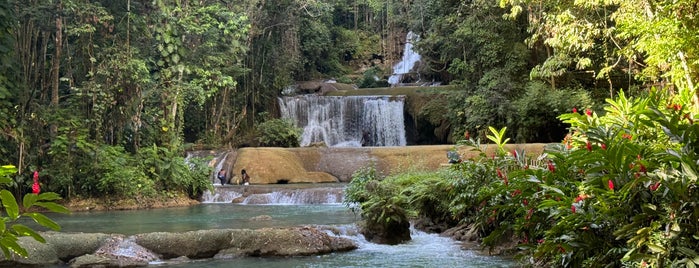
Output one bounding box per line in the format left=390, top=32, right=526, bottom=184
left=512, top=82, right=595, bottom=142
left=136, top=145, right=213, bottom=198
left=344, top=166, right=411, bottom=228
left=255, top=118, right=301, bottom=147
left=0, top=165, right=68, bottom=259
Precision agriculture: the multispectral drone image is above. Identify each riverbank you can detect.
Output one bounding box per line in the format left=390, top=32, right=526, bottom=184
left=60, top=193, right=200, bottom=212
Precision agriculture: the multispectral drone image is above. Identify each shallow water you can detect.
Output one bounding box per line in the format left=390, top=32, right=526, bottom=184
left=38, top=204, right=514, bottom=267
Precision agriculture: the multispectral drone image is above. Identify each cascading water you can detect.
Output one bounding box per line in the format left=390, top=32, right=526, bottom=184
left=201, top=186, right=344, bottom=204
left=279, top=95, right=406, bottom=147
left=388, top=31, right=421, bottom=86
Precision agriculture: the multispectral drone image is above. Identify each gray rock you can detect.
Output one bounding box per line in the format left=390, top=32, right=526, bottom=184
left=0, top=226, right=357, bottom=266
left=133, top=229, right=232, bottom=259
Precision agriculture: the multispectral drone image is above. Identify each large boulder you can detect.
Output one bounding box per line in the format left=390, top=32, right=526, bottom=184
left=219, top=226, right=357, bottom=258
left=360, top=218, right=411, bottom=245
left=0, top=232, right=112, bottom=266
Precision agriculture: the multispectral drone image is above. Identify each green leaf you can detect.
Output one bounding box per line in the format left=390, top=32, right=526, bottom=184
left=25, top=213, right=61, bottom=231
left=0, top=236, right=27, bottom=258
left=37, top=192, right=63, bottom=201
left=22, top=194, right=38, bottom=209
left=11, top=224, right=45, bottom=243
left=647, top=243, right=667, bottom=254
left=0, top=190, right=19, bottom=220
left=33, top=202, right=70, bottom=214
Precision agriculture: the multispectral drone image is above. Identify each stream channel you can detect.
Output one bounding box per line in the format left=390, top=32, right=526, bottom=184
left=38, top=184, right=515, bottom=267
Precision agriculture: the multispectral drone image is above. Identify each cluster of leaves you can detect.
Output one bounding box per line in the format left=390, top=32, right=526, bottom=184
left=0, top=165, right=68, bottom=259
left=457, top=88, right=699, bottom=266
left=344, top=166, right=414, bottom=232
left=255, top=118, right=301, bottom=148
left=46, top=135, right=212, bottom=199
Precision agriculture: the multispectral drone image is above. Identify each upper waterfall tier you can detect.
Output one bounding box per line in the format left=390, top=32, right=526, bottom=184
left=279, top=95, right=407, bottom=147
left=388, top=31, right=421, bottom=86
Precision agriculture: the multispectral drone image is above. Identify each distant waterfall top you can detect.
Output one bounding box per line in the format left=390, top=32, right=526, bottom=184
left=279, top=95, right=407, bottom=147
left=388, top=31, right=421, bottom=86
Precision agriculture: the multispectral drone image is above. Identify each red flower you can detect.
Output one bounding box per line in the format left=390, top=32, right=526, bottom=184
left=571, top=205, right=576, bottom=213
left=526, top=208, right=534, bottom=220
left=585, top=109, right=592, bottom=116
left=574, top=194, right=589, bottom=203
left=522, top=199, right=529, bottom=206
left=622, top=133, right=633, bottom=140
left=586, top=141, right=592, bottom=151
left=650, top=182, right=661, bottom=191
left=32, top=182, right=40, bottom=195
left=496, top=168, right=504, bottom=179
left=608, top=180, right=615, bottom=191
left=511, top=189, right=522, bottom=197
left=572, top=107, right=578, bottom=113
left=32, top=170, right=40, bottom=195
left=512, top=150, right=518, bottom=158
left=639, top=163, right=647, bottom=174
left=547, top=160, right=555, bottom=172
left=600, top=143, right=607, bottom=150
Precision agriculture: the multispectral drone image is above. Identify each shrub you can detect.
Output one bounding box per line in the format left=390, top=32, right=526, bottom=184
left=255, top=118, right=301, bottom=147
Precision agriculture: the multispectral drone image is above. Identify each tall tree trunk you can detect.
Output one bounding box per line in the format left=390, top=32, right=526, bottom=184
left=50, top=1, right=63, bottom=136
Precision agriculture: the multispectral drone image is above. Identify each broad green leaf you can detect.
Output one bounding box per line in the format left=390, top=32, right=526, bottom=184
left=22, top=194, right=38, bottom=209
left=33, top=202, right=69, bottom=214
left=25, top=213, right=60, bottom=231
left=11, top=224, right=45, bottom=243
left=0, top=190, right=19, bottom=220
left=37, top=192, right=62, bottom=201
left=0, top=236, right=27, bottom=257
left=647, top=243, right=667, bottom=254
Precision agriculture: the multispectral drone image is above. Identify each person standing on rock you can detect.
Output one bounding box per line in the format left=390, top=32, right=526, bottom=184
left=241, top=169, right=250, bottom=185
left=217, top=169, right=227, bottom=185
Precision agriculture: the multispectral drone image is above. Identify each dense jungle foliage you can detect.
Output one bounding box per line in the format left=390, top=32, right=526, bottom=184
left=0, top=0, right=698, bottom=263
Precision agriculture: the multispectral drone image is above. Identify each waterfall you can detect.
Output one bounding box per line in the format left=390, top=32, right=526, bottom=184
left=388, top=31, right=421, bottom=86
left=200, top=187, right=344, bottom=204
left=212, top=152, right=228, bottom=185
left=279, top=95, right=406, bottom=147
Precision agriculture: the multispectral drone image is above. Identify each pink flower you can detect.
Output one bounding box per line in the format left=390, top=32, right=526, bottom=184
left=608, top=180, right=615, bottom=191
left=585, top=109, right=592, bottom=116
left=600, top=143, right=607, bottom=150
left=650, top=182, right=660, bottom=191
left=572, top=107, right=578, bottom=113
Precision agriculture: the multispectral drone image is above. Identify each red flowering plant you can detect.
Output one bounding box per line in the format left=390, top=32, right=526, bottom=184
left=0, top=166, right=69, bottom=259
left=535, top=89, right=699, bottom=267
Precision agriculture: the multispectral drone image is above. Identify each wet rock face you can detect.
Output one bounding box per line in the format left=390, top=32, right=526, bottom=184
left=2, top=227, right=357, bottom=267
